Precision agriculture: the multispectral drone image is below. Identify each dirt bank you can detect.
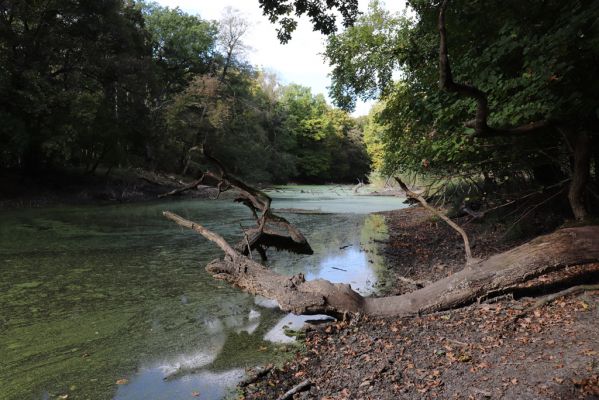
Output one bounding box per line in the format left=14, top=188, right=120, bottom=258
left=0, top=169, right=217, bottom=209
left=240, top=206, right=599, bottom=399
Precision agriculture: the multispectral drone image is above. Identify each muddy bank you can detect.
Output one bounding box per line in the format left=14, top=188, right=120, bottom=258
left=240, top=206, right=599, bottom=399
left=0, top=169, right=217, bottom=209
left=376, top=206, right=542, bottom=296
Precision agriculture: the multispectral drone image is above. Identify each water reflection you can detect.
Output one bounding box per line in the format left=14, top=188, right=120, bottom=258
left=308, top=247, right=377, bottom=293
left=0, top=186, right=404, bottom=400
left=115, top=368, right=244, bottom=400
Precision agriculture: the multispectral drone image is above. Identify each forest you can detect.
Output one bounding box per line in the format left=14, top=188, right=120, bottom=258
left=2, top=0, right=599, bottom=398
left=0, top=1, right=370, bottom=184
left=328, top=0, right=599, bottom=221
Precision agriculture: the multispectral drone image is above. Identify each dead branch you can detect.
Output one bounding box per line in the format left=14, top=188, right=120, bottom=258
left=277, top=380, right=312, bottom=400
left=501, top=186, right=566, bottom=239
left=160, top=147, right=312, bottom=258
left=163, top=210, right=599, bottom=318
left=395, top=177, right=473, bottom=263
left=509, top=283, right=599, bottom=327
left=163, top=211, right=237, bottom=258
left=397, top=276, right=432, bottom=288
left=353, top=179, right=364, bottom=193
left=158, top=177, right=206, bottom=198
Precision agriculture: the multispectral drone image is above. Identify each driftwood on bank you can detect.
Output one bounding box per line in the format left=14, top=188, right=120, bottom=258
left=277, top=380, right=312, bottom=400
left=164, top=210, right=599, bottom=318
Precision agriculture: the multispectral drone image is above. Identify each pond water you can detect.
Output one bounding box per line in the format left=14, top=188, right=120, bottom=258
left=0, top=186, right=405, bottom=400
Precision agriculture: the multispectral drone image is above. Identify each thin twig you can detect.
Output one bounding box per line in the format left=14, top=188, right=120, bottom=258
left=501, top=187, right=566, bottom=239
left=245, top=233, right=253, bottom=260
left=277, top=380, right=312, bottom=400
left=508, top=284, right=599, bottom=327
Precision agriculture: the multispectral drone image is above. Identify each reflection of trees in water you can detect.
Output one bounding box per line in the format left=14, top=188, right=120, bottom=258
left=2, top=192, right=398, bottom=399
left=265, top=213, right=365, bottom=275
left=360, top=214, right=392, bottom=290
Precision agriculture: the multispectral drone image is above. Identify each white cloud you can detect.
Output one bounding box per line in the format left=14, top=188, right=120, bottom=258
left=154, top=0, right=406, bottom=116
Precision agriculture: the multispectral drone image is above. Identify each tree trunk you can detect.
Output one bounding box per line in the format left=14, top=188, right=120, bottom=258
left=593, top=135, right=599, bottom=186
left=164, top=211, right=599, bottom=318
left=568, top=131, right=591, bottom=221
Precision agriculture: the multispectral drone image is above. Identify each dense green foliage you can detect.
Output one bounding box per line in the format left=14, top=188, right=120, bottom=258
left=0, top=1, right=370, bottom=183
left=324, top=0, right=599, bottom=192
left=0, top=0, right=152, bottom=172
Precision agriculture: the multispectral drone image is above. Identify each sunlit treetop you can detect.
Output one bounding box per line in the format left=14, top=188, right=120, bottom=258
left=258, top=0, right=359, bottom=43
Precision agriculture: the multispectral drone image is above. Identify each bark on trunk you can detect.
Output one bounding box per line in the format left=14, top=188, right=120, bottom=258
left=568, top=131, right=591, bottom=221
left=164, top=211, right=599, bottom=318
left=593, top=136, right=599, bottom=186
left=438, top=0, right=550, bottom=138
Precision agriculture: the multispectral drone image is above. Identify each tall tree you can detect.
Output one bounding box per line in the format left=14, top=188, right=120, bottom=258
left=0, top=0, right=152, bottom=172
left=303, top=0, right=599, bottom=220
left=217, top=7, right=250, bottom=81
left=139, top=1, right=218, bottom=98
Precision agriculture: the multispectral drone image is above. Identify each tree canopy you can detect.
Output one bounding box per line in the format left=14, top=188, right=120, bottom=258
left=299, top=0, right=598, bottom=219
left=0, top=0, right=371, bottom=184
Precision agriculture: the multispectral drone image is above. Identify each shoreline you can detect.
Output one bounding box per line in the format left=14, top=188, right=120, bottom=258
left=0, top=169, right=218, bottom=210
left=240, top=206, right=599, bottom=399
left=0, top=171, right=395, bottom=211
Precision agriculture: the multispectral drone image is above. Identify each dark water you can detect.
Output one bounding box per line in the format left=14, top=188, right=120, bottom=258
left=0, top=186, right=405, bottom=400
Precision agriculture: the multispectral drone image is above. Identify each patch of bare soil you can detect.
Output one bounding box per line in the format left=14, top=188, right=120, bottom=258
left=240, top=206, right=599, bottom=399
left=378, top=206, right=547, bottom=295
left=243, top=292, right=599, bottom=399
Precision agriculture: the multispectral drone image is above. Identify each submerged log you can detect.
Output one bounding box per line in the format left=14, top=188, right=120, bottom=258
left=164, top=211, right=599, bottom=318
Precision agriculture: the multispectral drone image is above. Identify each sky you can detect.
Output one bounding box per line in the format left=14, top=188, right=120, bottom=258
left=155, top=0, right=406, bottom=116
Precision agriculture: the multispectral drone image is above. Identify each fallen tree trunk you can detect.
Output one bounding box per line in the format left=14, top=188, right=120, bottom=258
left=164, top=211, right=599, bottom=318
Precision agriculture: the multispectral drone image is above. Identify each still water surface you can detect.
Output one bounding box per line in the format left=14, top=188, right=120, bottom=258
left=0, top=186, right=404, bottom=400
